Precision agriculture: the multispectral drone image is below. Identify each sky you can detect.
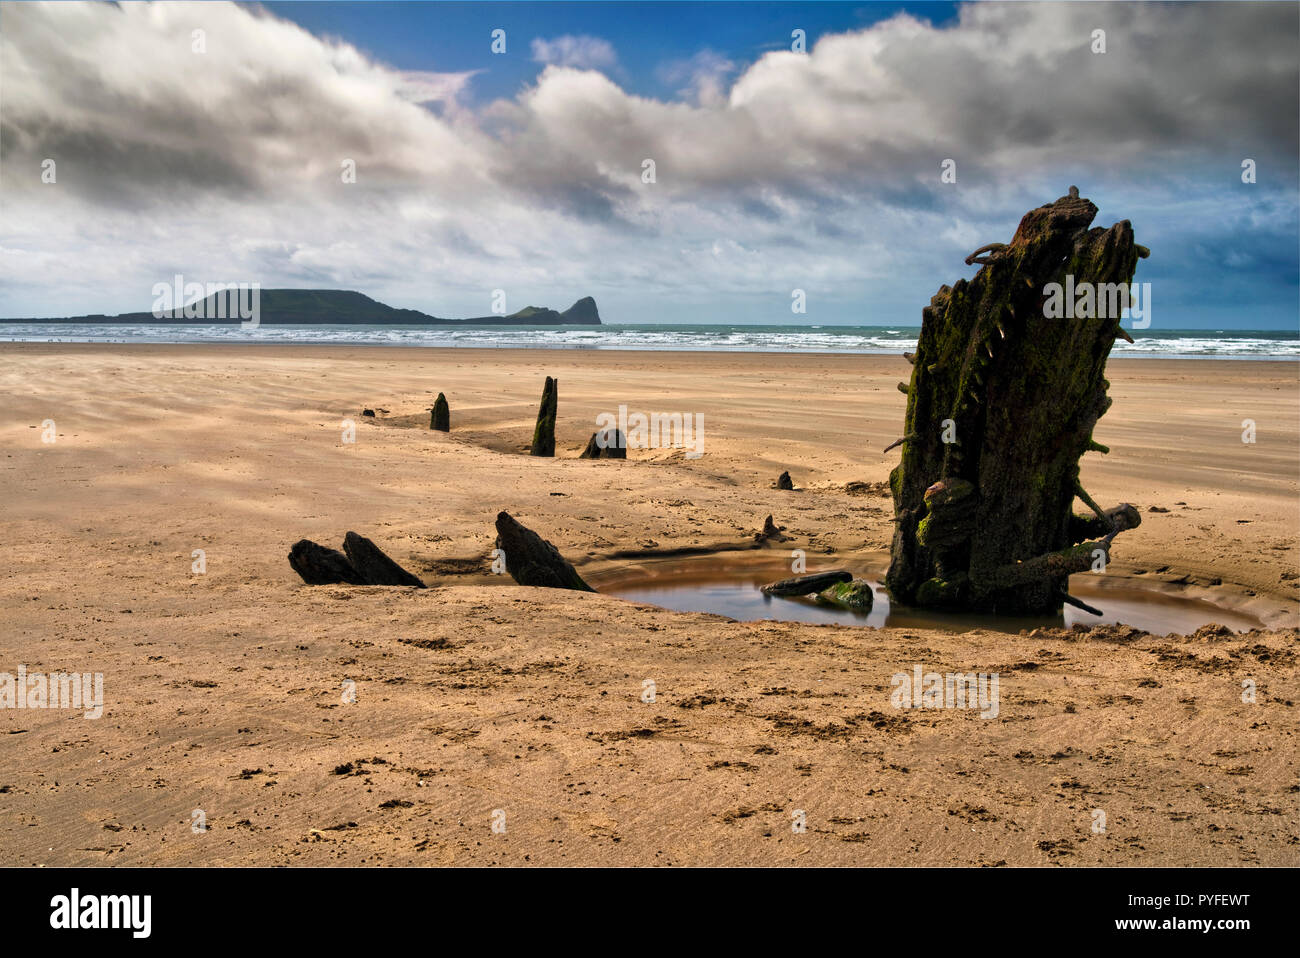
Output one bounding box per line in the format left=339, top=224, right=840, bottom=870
left=1, top=0, right=1297, bottom=328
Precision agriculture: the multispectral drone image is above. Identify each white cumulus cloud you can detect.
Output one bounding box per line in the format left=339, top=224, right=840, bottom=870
left=530, top=34, right=618, bottom=71
left=0, top=1, right=1294, bottom=324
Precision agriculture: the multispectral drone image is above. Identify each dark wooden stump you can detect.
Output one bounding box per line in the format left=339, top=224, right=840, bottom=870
left=342, top=531, right=426, bottom=587
left=430, top=393, right=450, bottom=432
left=493, top=511, right=594, bottom=591
left=579, top=428, right=627, bottom=459
left=885, top=188, right=1146, bottom=614
left=288, top=539, right=363, bottom=585
left=755, top=515, right=788, bottom=542
left=529, top=377, right=557, bottom=457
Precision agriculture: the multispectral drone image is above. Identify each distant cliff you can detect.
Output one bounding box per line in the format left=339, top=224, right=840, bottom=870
left=3, top=289, right=603, bottom=326
left=459, top=296, right=602, bottom=326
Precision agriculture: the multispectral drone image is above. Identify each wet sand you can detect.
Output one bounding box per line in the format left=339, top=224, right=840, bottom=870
left=0, top=342, right=1296, bottom=865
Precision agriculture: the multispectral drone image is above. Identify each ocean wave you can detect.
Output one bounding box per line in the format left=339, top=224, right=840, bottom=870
left=2, top=323, right=1296, bottom=358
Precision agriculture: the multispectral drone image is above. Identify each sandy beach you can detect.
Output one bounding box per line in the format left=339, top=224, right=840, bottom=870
left=0, top=342, right=1296, bottom=866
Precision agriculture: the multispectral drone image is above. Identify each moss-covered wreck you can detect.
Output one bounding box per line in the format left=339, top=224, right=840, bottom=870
left=886, top=188, right=1147, bottom=616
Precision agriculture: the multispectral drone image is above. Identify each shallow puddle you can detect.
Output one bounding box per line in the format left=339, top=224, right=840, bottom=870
left=594, top=557, right=1261, bottom=635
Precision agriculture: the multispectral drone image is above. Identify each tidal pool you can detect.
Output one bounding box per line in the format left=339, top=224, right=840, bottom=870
left=593, top=557, right=1260, bottom=635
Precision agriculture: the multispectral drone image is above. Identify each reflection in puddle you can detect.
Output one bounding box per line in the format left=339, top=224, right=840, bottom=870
left=595, top=559, right=1260, bottom=635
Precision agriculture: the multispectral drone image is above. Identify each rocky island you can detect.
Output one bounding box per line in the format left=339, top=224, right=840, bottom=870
left=1, top=289, right=602, bottom=326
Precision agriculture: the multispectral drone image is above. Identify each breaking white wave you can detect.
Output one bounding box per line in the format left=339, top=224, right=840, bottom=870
left=2, top=323, right=1296, bottom=358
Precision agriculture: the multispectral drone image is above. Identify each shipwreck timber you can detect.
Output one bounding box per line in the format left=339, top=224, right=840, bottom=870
left=885, top=188, right=1146, bottom=615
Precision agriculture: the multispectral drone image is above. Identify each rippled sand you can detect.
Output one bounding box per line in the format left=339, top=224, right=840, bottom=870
left=0, top=343, right=1295, bottom=865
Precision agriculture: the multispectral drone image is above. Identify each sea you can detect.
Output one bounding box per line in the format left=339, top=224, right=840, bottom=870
left=2, top=323, right=1297, bottom=359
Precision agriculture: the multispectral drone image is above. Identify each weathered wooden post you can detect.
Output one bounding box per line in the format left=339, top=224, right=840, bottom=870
left=885, top=188, right=1146, bottom=615
left=430, top=392, right=450, bottom=432
left=530, top=377, right=557, bottom=456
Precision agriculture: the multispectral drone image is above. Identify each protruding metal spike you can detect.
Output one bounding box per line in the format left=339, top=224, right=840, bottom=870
left=1060, top=591, right=1103, bottom=616
left=903, top=351, right=916, bottom=365
left=1074, top=480, right=1115, bottom=532
left=897, top=381, right=910, bottom=395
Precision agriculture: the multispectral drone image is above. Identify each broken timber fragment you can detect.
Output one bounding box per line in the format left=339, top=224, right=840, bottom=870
left=493, top=511, right=594, bottom=591
left=964, top=243, right=1008, bottom=266
left=886, top=188, right=1146, bottom=615
left=529, top=377, right=558, bottom=457
left=579, top=428, right=627, bottom=459
left=342, top=531, right=427, bottom=587
left=288, top=539, right=363, bottom=585
left=816, top=578, right=875, bottom=610
left=430, top=393, right=450, bottom=432
left=755, top=515, right=789, bottom=542
left=1068, top=503, right=1141, bottom=544
left=761, top=570, right=852, bottom=596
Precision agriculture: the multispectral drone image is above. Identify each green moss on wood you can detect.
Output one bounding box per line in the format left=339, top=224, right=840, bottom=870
left=885, top=189, right=1144, bottom=615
